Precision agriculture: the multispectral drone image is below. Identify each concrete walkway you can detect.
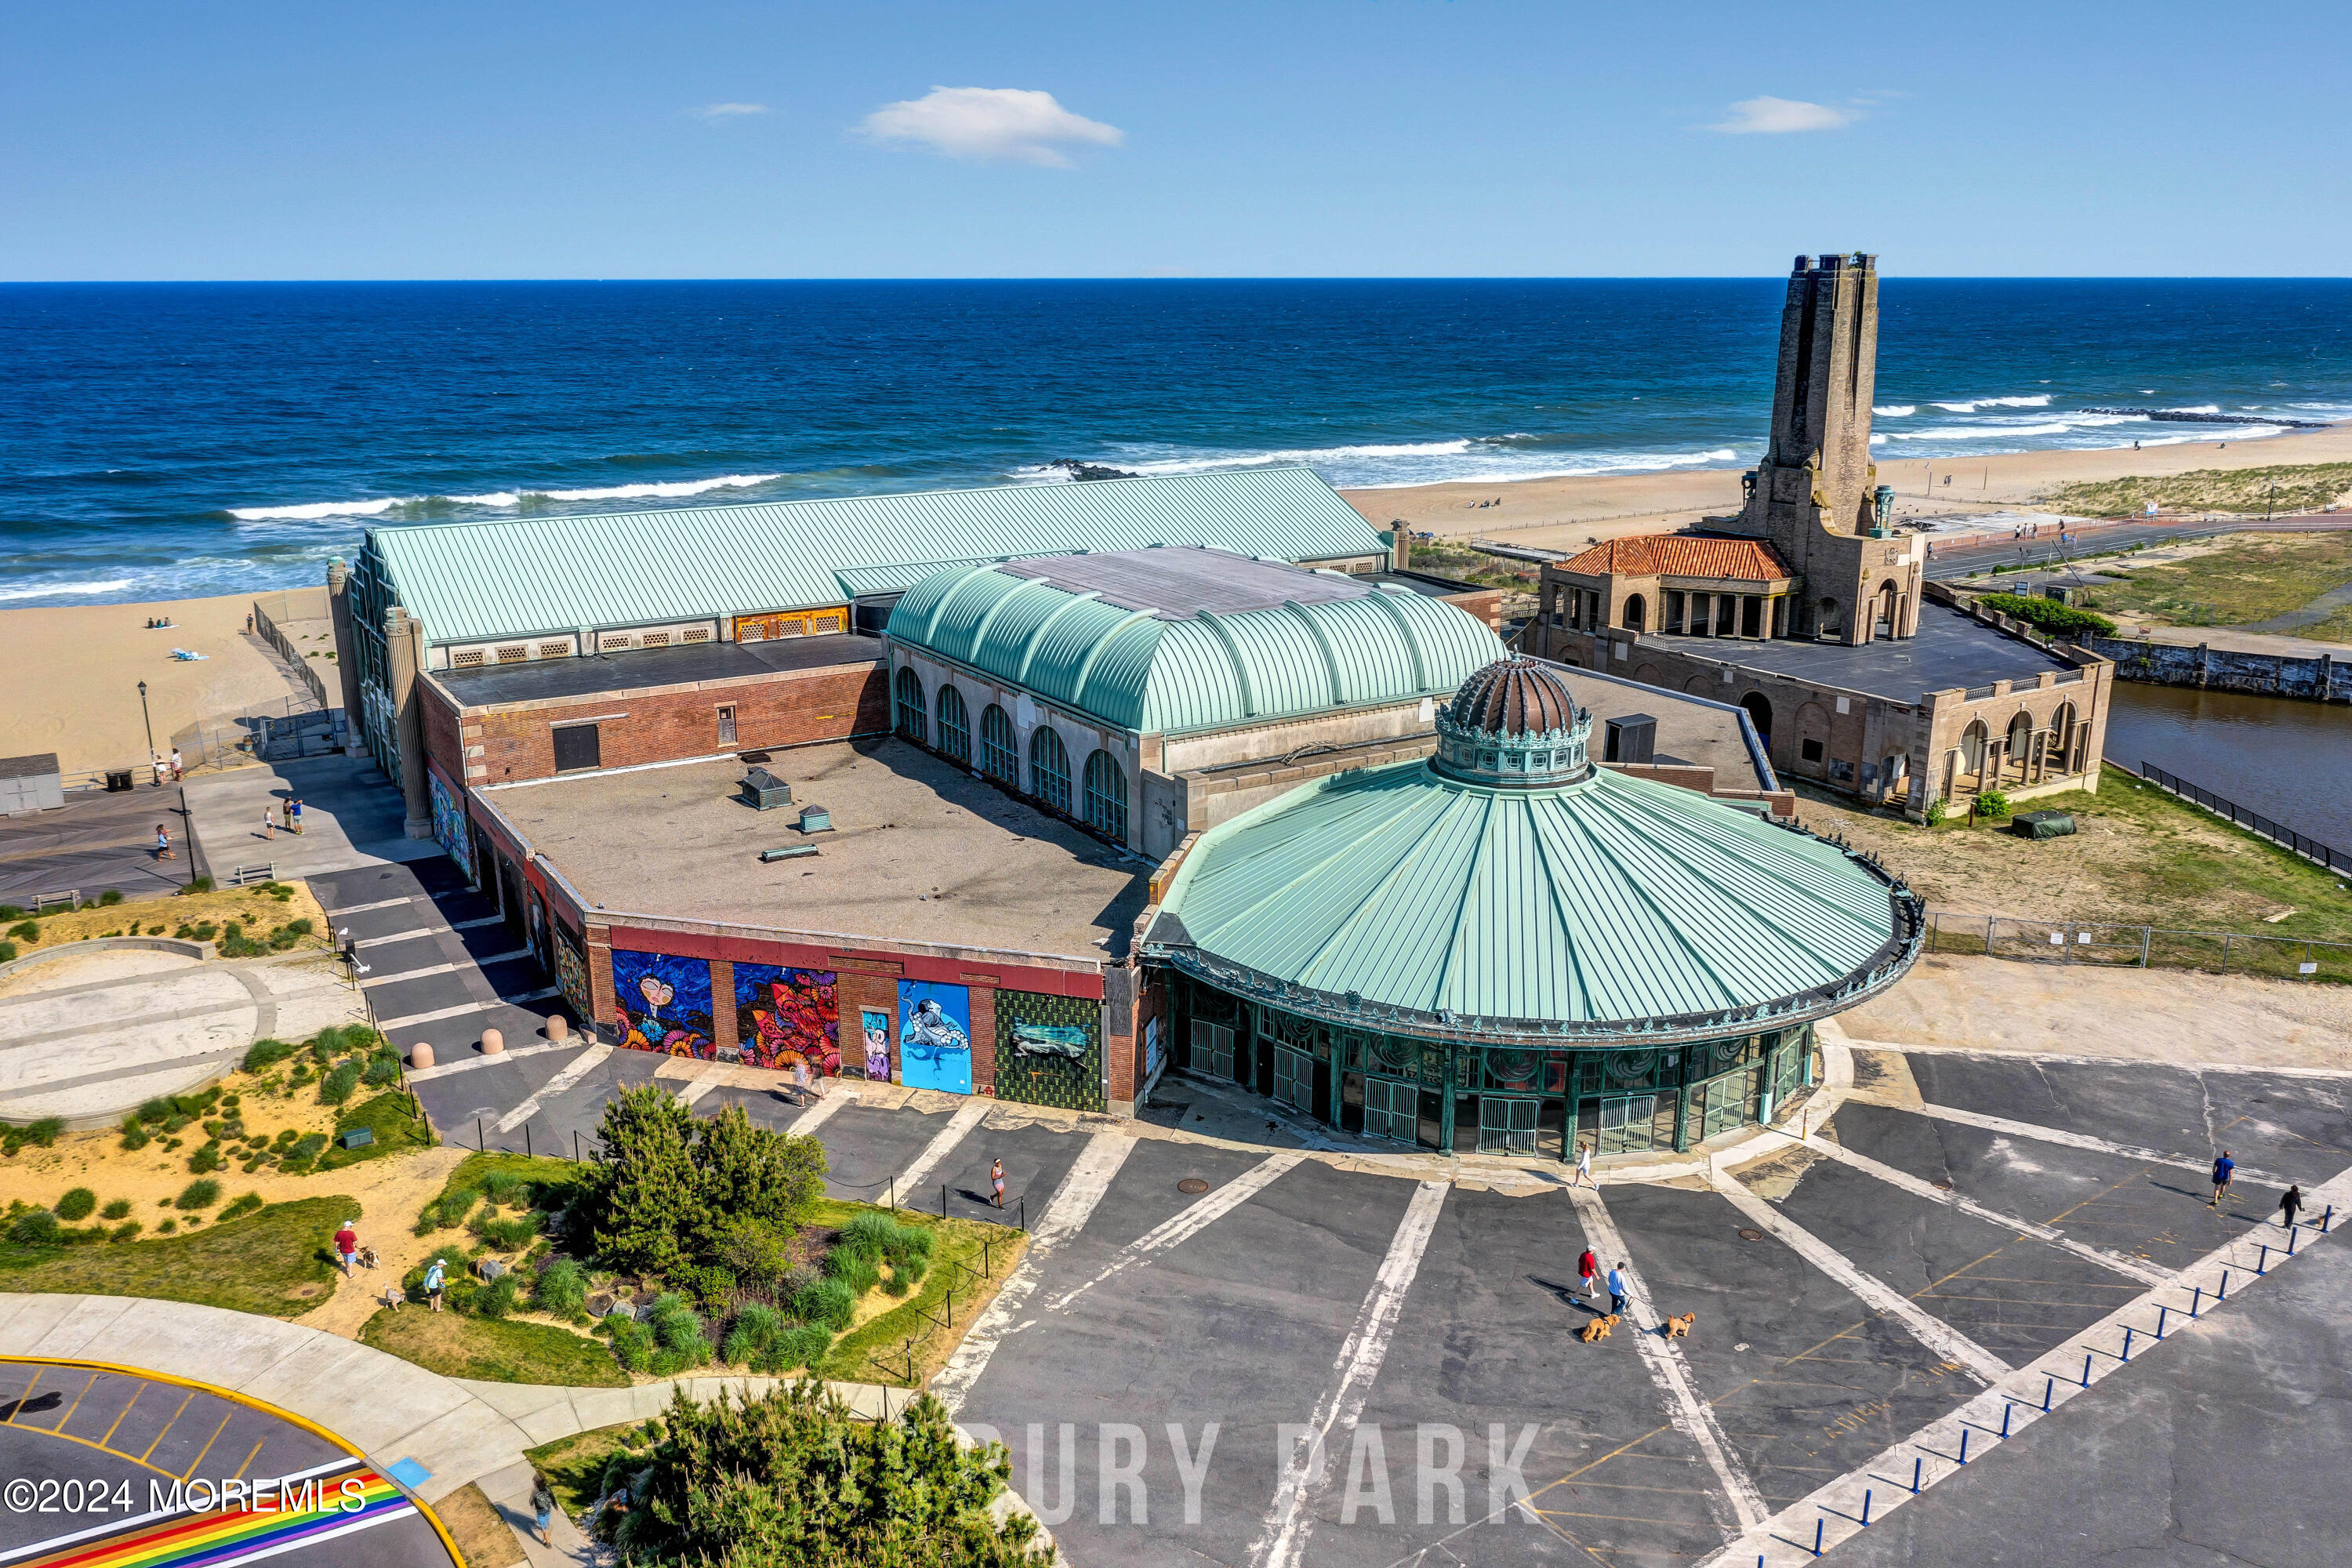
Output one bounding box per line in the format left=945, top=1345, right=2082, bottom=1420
left=183, top=753, right=441, bottom=884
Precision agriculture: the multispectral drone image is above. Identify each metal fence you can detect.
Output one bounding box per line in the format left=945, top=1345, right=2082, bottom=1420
left=1926, top=910, right=2352, bottom=983
left=2136, top=760, right=2352, bottom=876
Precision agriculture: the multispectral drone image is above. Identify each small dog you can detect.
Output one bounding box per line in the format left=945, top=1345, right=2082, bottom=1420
left=1578, top=1313, right=1621, bottom=1344
left=1665, top=1313, right=1696, bottom=1339
left=377, top=1284, right=404, bottom=1312
left=357, top=1246, right=380, bottom=1271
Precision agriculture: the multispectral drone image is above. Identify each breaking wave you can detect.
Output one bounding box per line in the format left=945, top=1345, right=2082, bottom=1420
left=227, top=472, right=787, bottom=522
left=0, top=578, right=135, bottom=601
left=1927, top=395, right=2053, bottom=413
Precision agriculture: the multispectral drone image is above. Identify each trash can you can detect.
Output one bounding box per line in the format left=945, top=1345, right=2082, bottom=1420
left=104, top=768, right=133, bottom=793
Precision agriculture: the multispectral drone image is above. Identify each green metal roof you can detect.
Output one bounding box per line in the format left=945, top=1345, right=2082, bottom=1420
left=886, top=553, right=1503, bottom=735
left=365, top=467, right=1387, bottom=646
left=1150, top=759, right=1913, bottom=1038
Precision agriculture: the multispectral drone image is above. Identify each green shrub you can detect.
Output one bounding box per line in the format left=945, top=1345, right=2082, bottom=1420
left=16, top=1118, right=63, bottom=1149
left=220, top=1192, right=265, bottom=1221
left=281, top=1133, right=328, bottom=1171
left=111, top=1221, right=142, bottom=1242
left=176, top=1179, right=222, bottom=1210
left=532, top=1258, right=590, bottom=1318
left=437, top=1189, right=481, bottom=1227
left=714, top=1218, right=797, bottom=1294
left=54, top=1189, right=97, bottom=1222
left=608, top=1316, right=655, bottom=1373
left=0, top=904, right=23, bottom=920
left=361, top=1056, right=401, bottom=1088
left=187, top=1145, right=224, bottom=1175
left=5, top=920, right=34, bottom=942
left=643, top=1293, right=711, bottom=1374
left=136, top=1098, right=174, bottom=1125
left=479, top=1169, right=524, bottom=1207
left=471, top=1212, right=540, bottom=1250
left=100, top=1200, right=132, bottom=1221
left=285, top=917, right=314, bottom=937
left=791, top=1276, right=856, bottom=1331
left=474, top=1272, right=522, bottom=1319
left=156, top=1218, right=177, bottom=1234
left=722, top=1304, right=789, bottom=1370
left=98, top=890, right=124, bottom=906
left=8, top=1210, right=60, bottom=1245
left=0, top=941, right=15, bottom=964
left=188, top=920, right=217, bottom=941
left=1925, top=796, right=1948, bottom=826
left=1975, top=789, right=2013, bottom=820
left=319, top=1062, right=361, bottom=1106
left=775, top=1323, right=835, bottom=1371
left=243, top=1039, right=296, bottom=1073
left=822, top=1246, right=880, bottom=1294
left=1974, top=592, right=2118, bottom=639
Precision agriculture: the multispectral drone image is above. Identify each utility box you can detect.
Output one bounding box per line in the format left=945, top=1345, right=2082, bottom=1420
left=1603, top=714, right=1657, bottom=766
left=2011, top=811, right=2077, bottom=840
left=338, top=1127, right=375, bottom=1149
left=739, top=767, right=793, bottom=811
left=797, top=804, right=833, bottom=834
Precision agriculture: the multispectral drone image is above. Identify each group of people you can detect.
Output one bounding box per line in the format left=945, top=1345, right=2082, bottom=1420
left=263, top=797, right=304, bottom=837
left=143, top=615, right=177, bottom=630
left=151, top=748, right=182, bottom=786
left=2209, top=1149, right=2308, bottom=1232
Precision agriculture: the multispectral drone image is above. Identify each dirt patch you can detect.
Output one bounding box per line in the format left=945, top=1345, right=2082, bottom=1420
left=1730, top=1142, right=1828, bottom=1202
left=295, top=1145, right=471, bottom=1336
left=427, top=1481, right=524, bottom=1568
left=1846, top=953, right=2352, bottom=1069
left=4, top=880, right=331, bottom=949
left=1848, top=1049, right=1924, bottom=1108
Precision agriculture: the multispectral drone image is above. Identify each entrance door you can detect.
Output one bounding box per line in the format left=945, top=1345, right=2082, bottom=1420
left=1272, top=1046, right=1314, bottom=1114
left=1361, top=1077, right=1416, bottom=1142
left=1479, top=1095, right=1539, bottom=1155
left=1593, top=1091, right=1661, bottom=1154
left=1417, top=1089, right=1445, bottom=1151
left=1191, top=1021, right=1235, bottom=1081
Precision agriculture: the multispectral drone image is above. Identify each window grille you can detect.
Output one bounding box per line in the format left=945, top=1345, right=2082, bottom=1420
left=936, top=684, right=971, bottom=764
left=1031, top=727, right=1070, bottom=814
left=894, top=666, right=927, bottom=743
left=979, top=703, right=1018, bottom=786
left=1082, top=748, right=1127, bottom=842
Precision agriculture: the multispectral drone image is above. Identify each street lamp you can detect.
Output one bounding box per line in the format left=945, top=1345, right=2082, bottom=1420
left=137, top=680, right=155, bottom=784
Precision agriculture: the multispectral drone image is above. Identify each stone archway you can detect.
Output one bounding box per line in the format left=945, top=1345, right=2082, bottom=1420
left=1739, top=692, right=1773, bottom=747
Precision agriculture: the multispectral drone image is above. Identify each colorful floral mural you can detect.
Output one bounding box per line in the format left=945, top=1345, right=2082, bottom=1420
left=732, top=964, right=840, bottom=1075
left=611, top=949, right=714, bottom=1058
left=428, top=771, right=474, bottom=883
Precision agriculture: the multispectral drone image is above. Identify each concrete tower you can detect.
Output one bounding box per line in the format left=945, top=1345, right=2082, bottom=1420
left=1729, top=252, right=1922, bottom=644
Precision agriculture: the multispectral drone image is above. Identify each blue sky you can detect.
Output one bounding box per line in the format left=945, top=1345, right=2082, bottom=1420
left=5, top=0, right=2344, bottom=279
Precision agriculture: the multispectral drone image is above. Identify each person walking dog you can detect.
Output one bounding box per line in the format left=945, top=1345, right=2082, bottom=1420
left=1606, top=1262, right=1630, bottom=1318
left=2280, top=1184, right=2303, bottom=1232
left=2209, top=1150, right=2236, bottom=1209
left=424, top=1257, right=447, bottom=1312
left=333, top=1219, right=359, bottom=1277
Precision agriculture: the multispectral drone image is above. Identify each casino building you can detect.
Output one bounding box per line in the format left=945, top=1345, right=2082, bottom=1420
left=1142, top=658, right=1923, bottom=1156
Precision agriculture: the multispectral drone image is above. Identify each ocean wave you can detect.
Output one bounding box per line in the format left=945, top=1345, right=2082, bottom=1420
left=227, top=471, right=787, bottom=522
left=1914, top=422, right=2081, bottom=441
left=1927, top=395, right=2053, bottom=414
left=1873, top=405, right=1916, bottom=417
left=0, top=578, right=134, bottom=601
left=2161, top=405, right=2222, bottom=416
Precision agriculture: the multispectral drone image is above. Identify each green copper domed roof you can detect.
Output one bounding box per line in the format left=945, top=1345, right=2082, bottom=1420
left=1148, top=737, right=1919, bottom=1044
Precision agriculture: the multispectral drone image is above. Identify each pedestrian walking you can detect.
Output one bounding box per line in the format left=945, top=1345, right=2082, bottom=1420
left=424, top=1257, right=447, bottom=1312
left=333, top=1219, right=359, bottom=1276
left=2280, top=1184, right=2303, bottom=1232
left=1571, top=1140, right=1594, bottom=1188
left=1606, top=1262, right=1630, bottom=1317
left=2209, top=1149, right=2235, bottom=1208
left=154, top=823, right=173, bottom=862
left=990, top=1157, right=1006, bottom=1208
left=1577, top=1247, right=1600, bottom=1301
left=169, top=747, right=183, bottom=782
left=529, top=1472, right=557, bottom=1546
left=263, top=805, right=275, bottom=839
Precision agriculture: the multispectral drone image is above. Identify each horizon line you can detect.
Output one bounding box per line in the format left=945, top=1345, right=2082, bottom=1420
left=5, top=274, right=2352, bottom=286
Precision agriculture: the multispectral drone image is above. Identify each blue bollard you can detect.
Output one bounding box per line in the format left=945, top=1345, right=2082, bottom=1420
left=2257, top=1244, right=2269, bottom=1276
left=2082, top=1352, right=2094, bottom=1387
left=1912, top=1455, right=1923, bottom=1493
left=1814, top=1516, right=1825, bottom=1556
left=1862, top=1489, right=1873, bottom=1526
left=2156, top=1305, right=2168, bottom=1340
left=2218, top=1269, right=2229, bottom=1301
left=1959, top=1428, right=1969, bottom=1465
left=2189, top=1284, right=2201, bottom=1318
left=2122, top=1327, right=2134, bottom=1362
left=2042, top=1376, right=2054, bottom=1411
left=2001, top=1403, right=2013, bottom=1438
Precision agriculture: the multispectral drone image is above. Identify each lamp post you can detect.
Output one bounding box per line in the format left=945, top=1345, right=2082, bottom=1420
left=137, top=680, right=155, bottom=784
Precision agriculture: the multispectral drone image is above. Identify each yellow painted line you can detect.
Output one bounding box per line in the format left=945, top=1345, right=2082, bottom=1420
left=180, top=1409, right=234, bottom=1479
left=48, top=1370, right=99, bottom=1434
left=138, top=1390, right=195, bottom=1462
left=97, top=1381, right=143, bottom=1448
left=0, top=1355, right=464, bottom=1568
left=0, top=1413, right=176, bottom=1477
left=233, top=1436, right=266, bottom=1476
left=5, top=1367, right=43, bottom=1421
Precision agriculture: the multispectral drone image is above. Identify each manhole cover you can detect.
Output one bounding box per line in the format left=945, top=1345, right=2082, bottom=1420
left=1737, top=1228, right=1764, bottom=1241
left=1178, top=1178, right=1211, bottom=1195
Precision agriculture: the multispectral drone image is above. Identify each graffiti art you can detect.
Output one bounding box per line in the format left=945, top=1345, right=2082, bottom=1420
left=428, top=771, right=474, bottom=881
left=994, top=990, right=1102, bottom=1112
left=733, top=964, right=840, bottom=1075
left=898, top=982, right=972, bottom=1095
left=550, top=920, right=592, bottom=1024
left=860, top=1008, right=892, bottom=1081
left=610, top=949, right=713, bottom=1058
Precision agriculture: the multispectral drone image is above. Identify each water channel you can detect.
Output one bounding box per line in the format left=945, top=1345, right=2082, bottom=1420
left=2100, top=681, right=2352, bottom=854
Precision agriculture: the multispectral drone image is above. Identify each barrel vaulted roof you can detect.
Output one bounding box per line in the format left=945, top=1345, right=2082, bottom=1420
left=887, top=548, right=1504, bottom=735
left=366, top=466, right=1387, bottom=647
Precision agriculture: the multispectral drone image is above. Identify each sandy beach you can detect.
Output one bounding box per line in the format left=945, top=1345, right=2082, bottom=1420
left=1343, top=421, right=2352, bottom=554
left=0, top=592, right=306, bottom=779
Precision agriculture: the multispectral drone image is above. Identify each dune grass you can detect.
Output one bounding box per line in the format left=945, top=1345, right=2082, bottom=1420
left=0, top=1196, right=346, bottom=1317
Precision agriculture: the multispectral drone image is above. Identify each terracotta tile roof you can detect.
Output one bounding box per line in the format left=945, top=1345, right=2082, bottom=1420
left=1555, top=534, right=1795, bottom=583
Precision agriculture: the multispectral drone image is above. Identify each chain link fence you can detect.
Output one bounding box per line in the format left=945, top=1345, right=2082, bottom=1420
left=1926, top=910, right=2352, bottom=983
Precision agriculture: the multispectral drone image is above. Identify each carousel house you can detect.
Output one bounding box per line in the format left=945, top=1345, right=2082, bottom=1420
left=1143, top=658, right=1925, bottom=1157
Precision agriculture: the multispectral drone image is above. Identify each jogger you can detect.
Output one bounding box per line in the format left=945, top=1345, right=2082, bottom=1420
left=2210, top=1150, right=2235, bottom=1208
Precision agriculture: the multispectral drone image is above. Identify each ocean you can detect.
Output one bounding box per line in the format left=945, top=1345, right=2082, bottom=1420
left=4, top=278, right=2350, bottom=608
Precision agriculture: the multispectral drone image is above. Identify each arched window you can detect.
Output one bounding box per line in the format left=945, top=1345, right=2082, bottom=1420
left=979, top=703, right=1018, bottom=786
left=2006, top=710, right=2034, bottom=757
left=1083, top=750, right=1128, bottom=843
left=2051, top=702, right=2078, bottom=766
left=935, top=684, right=970, bottom=764
left=1622, top=593, right=1646, bottom=632
left=1958, top=720, right=1988, bottom=776
left=894, top=666, right=926, bottom=744
left=1030, top=725, right=1071, bottom=815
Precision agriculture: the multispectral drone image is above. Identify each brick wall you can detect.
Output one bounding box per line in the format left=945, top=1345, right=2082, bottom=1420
left=433, top=662, right=887, bottom=788
left=421, top=683, right=463, bottom=787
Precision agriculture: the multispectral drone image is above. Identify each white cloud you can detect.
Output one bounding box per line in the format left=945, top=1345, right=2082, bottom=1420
left=1707, top=96, right=1853, bottom=134
left=858, top=86, right=1123, bottom=167
left=692, top=103, right=768, bottom=122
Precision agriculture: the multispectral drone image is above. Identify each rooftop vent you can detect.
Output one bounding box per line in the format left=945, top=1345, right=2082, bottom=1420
left=797, top=805, right=833, bottom=834
left=740, top=768, right=793, bottom=811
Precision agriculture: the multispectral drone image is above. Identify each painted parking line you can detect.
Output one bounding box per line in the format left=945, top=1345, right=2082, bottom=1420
left=405, top=1040, right=575, bottom=1083
left=933, top=1131, right=1136, bottom=1414
left=788, top=1089, right=855, bottom=1137
left=490, top=1045, right=613, bottom=1134
left=361, top=960, right=468, bottom=985
left=677, top=1062, right=731, bottom=1108
left=323, top=895, right=417, bottom=916
left=376, top=987, right=559, bottom=1032
left=1568, top=1184, right=1768, bottom=1534
left=1867, top=1097, right=2288, bottom=1184
left=890, top=1099, right=993, bottom=1201
left=1802, top=1135, right=2174, bottom=1288
left=353, top=926, right=446, bottom=948
left=1717, top=1181, right=2011, bottom=1385
left=449, top=915, right=505, bottom=931
left=1254, top=1179, right=1450, bottom=1568
left=1044, top=1150, right=1306, bottom=1313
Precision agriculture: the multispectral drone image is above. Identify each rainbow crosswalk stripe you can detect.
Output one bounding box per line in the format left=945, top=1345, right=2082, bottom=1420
left=18, top=1466, right=419, bottom=1568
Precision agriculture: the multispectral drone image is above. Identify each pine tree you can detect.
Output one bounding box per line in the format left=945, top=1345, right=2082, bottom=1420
left=590, top=1085, right=702, bottom=1276
left=689, top=1105, right=826, bottom=1261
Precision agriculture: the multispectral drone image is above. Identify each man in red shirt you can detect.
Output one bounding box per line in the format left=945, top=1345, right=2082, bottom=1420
left=1578, top=1247, right=1600, bottom=1302
left=334, top=1221, right=359, bottom=1276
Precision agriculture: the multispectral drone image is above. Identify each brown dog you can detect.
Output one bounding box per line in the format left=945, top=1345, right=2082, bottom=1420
left=1665, top=1312, right=1696, bottom=1339
left=1578, top=1313, right=1621, bottom=1344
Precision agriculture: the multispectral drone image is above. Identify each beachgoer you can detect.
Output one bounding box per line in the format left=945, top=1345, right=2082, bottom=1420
left=334, top=1220, right=358, bottom=1276
left=245, top=613, right=254, bottom=634
left=1570, top=1140, right=1594, bottom=1188
left=169, top=748, right=183, bottom=782
left=154, top=824, right=172, bottom=862
left=1578, top=1247, right=1600, bottom=1301
left=530, top=1472, right=557, bottom=1545
left=290, top=797, right=304, bottom=834
left=2280, top=1184, right=2303, bottom=1232
left=263, top=805, right=275, bottom=839
left=2209, top=1150, right=2235, bottom=1208
left=990, top=1157, right=1006, bottom=1208
left=152, top=751, right=166, bottom=787
left=1606, top=1262, right=1630, bottom=1317
left=425, top=1257, right=447, bottom=1312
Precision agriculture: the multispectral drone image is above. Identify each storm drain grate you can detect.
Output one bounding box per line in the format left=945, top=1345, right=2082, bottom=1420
left=1178, top=1178, right=1211, bottom=1195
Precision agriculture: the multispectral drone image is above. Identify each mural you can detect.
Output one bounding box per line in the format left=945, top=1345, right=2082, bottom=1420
left=860, top=1009, right=892, bottom=1082
left=428, top=771, right=474, bottom=882
left=611, top=949, right=714, bottom=1058
left=898, top=982, right=973, bottom=1095
left=994, top=989, right=1102, bottom=1112
left=550, top=920, right=592, bottom=1024
left=732, top=964, right=840, bottom=1076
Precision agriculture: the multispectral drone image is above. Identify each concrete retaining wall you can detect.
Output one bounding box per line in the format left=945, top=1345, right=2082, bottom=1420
left=0, top=935, right=212, bottom=984
left=2085, top=635, right=2350, bottom=703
